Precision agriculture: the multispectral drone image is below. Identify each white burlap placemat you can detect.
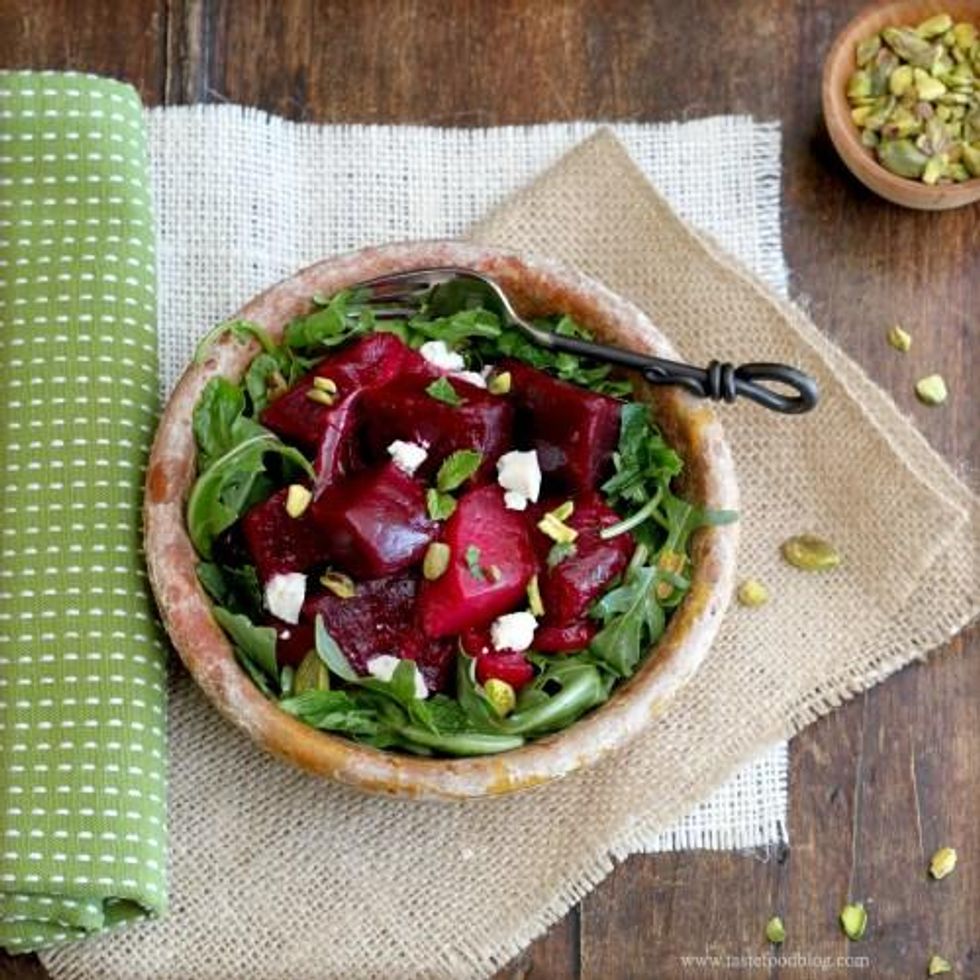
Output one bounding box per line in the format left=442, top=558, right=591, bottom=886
left=41, top=112, right=979, bottom=980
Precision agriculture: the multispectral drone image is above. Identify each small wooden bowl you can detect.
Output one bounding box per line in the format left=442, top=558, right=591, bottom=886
left=823, top=0, right=980, bottom=210
left=145, top=241, right=738, bottom=801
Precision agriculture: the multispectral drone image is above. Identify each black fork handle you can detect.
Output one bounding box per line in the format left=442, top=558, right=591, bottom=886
left=540, top=332, right=819, bottom=415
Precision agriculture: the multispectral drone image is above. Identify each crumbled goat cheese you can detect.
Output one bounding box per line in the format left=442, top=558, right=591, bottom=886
left=490, top=611, right=538, bottom=652
left=496, top=450, right=542, bottom=510
left=264, top=572, right=306, bottom=625
left=452, top=370, right=487, bottom=389
left=419, top=340, right=465, bottom=372
left=503, top=490, right=528, bottom=511
left=387, top=439, right=428, bottom=476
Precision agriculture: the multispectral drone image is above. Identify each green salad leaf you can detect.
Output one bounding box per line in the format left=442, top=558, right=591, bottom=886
left=408, top=308, right=502, bottom=348
left=187, top=434, right=313, bottom=558
left=278, top=690, right=383, bottom=736
left=602, top=402, right=683, bottom=507
left=282, top=289, right=373, bottom=352
left=475, top=314, right=632, bottom=397
left=193, top=318, right=279, bottom=365
left=211, top=606, right=279, bottom=685
left=589, top=565, right=665, bottom=677
left=196, top=562, right=264, bottom=618
left=192, top=377, right=268, bottom=470
left=435, top=450, right=483, bottom=492
left=425, top=376, right=463, bottom=406
left=426, top=489, right=457, bottom=521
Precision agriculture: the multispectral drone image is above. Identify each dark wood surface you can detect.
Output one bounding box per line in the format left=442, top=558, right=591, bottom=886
left=1, top=2, right=977, bottom=977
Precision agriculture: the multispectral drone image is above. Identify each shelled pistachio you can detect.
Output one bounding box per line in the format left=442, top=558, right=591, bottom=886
left=846, top=14, right=980, bottom=184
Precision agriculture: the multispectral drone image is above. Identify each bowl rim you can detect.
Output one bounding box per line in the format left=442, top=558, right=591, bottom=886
left=144, top=240, right=739, bottom=801
left=821, top=0, right=980, bottom=210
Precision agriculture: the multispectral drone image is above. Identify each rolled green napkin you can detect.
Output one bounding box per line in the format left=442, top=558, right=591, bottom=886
left=0, top=71, right=166, bottom=953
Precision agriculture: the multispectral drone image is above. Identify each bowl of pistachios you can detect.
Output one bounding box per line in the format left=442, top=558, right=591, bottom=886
left=823, top=0, right=980, bottom=209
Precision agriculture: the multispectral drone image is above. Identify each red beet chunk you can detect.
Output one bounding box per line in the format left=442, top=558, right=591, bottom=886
left=310, top=462, right=437, bottom=579
left=534, top=492, right=633, bottom=625
left=260, top=333, right=420, bottom=452
left=533, top=620, right=597, bottom=653
left=502, top=359, right=622, bottom=491
left=241, top=486, right=330, bottom=582
left=273, top=619, right=315, bottom=668
left=360, top=375, right=513, bottom=483
left=419, top=485, right=536, bottom=637
left=302, top=576, right=456, bottom=692
left=475, top=652, right=535, bottom=690
left=312, top=393, right=362, bottom=493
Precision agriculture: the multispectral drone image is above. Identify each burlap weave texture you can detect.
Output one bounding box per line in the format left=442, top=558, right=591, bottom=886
left=43, top=118, right=979, bottom=980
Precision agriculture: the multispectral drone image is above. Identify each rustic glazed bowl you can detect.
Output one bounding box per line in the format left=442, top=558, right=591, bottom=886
left=145, top=241, right=739, bottom=801
left=822, top=0, right=980, bottom=210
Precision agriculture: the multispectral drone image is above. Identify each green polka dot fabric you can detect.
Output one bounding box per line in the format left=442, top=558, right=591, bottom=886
left=0, top=72, right=167, bottom=953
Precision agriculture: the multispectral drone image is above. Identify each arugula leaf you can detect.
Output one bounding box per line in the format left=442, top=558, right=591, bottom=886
left=426, top=489, right=457, bottom=521
left=196, top=562, right=264, bottom=618
left=283, top=289, right=373, bottom=351
left=500, top=655, right=608, bottom=735
left=193, top=318, right=279, bottom=365
left=602, top=403, right=683, bottom=507
left=186, top=434, right=314, bottom=558
left=589, top=565, right=665, bottom=678
left=425, top=376, right=463, bottom=406
left=475, top=314, right=632, bottom=397
left=192, top=377, right=268, bottom=470
left=435, top=450, right=483, bottom=492
left=464, top=545, right=485, bottom=581
left=211, top=605, right=279, bottom=685
left=655, top=490, right=738, bottom=557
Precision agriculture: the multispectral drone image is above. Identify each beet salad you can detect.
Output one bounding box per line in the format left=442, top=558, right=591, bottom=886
left=188, top=281, right=735, bottom=756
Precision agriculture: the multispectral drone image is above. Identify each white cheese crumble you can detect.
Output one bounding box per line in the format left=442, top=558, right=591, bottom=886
left=496, top=449, right=541, bottom=510
left=387, top=439, right=428, bottom=476
left=366, top=654, right=428, bottom=699
left=503, top=490, right=528, bottom=511
left=490, top=611, right=538, bottom=653
left=419, top=340, right=465, bottom=372
left=264, top=572, right=306, bottom=625
left=451, top=370, right=487, bottom=389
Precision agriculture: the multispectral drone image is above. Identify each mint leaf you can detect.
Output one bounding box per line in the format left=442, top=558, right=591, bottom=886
left=436, top=450, right=483, bottom=492
left=546, top=541, right=577, bottom=569
left=279, top=689, right=383, bottom=736
left=425, top=377, right=463, bottom=406
left=465, top=545, right=485, bottom=581
left=426, top=488, right=457, bottom=521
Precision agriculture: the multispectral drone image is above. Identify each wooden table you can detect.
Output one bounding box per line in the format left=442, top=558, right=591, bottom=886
left=2, top=2, right=977, bottom=977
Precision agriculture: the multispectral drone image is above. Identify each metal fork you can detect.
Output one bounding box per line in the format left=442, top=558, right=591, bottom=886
left=355, top=267, right=818, bottom=414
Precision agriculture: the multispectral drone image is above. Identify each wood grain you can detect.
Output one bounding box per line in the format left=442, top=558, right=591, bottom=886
left=1, top=1, right=977, bottom=977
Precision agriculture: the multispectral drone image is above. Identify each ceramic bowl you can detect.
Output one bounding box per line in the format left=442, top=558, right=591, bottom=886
left=144, top=241, right=739, bottom=800
left=823, top=0, right=980, bottom=210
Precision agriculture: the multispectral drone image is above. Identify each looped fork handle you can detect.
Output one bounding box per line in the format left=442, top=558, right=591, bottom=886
left=641, top=360, right=819, bottom=415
